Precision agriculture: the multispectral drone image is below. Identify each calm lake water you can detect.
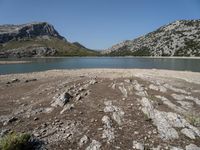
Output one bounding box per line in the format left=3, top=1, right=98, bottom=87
left=1, top=57, right=200, bottom=74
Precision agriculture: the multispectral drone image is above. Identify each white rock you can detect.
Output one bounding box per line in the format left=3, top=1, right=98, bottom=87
left=51, top=92, right=72, bottom=107
left=185, top=144, right=200, bottom=150
left=170, top=146, right=183, bottom=150
left=102, top=116, right=112, bottom=128
left=119, top=86, right=128, bottom=97
left=86, top=140, right=101, bottom=150
left=78, top=135, right=89, bottom=147
left=181, top=128, right=196, bottom=139
left=171, top=94, right=185, bottom=101
left=112, top=111, right=124, bottom=125
left=133, top=141, right=144, bottom=150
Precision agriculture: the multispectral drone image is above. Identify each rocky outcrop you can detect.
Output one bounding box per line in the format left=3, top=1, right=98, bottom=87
left=0, top=46, right=57, bottom=58
left=0, top=22, right=65, bottom=43
left=103, top=19, right=200, bottom=56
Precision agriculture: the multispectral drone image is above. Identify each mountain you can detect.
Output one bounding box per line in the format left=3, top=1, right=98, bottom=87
left=0, top=22, right=98, bottom=58
left=103, top=19, right=200, bottom=56
left=72, top=42, right=87, bottom=49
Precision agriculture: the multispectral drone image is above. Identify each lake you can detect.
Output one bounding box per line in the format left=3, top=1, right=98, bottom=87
left=1, top=57, right=200, bottom=74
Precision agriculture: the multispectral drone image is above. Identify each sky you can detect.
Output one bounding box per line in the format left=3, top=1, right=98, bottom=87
left=0, top=0, right=200, bottom=50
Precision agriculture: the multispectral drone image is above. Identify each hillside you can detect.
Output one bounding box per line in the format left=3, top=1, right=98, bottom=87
left=0, top=22, right=98, bottom=57
left=103, top=20, right=200, bottom=56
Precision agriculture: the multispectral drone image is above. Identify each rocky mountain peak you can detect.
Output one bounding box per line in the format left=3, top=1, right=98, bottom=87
left=0, top=22, right=65, bottom=43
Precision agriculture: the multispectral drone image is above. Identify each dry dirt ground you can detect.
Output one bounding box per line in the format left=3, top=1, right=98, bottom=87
left=0, top=69, right=200, bottom=150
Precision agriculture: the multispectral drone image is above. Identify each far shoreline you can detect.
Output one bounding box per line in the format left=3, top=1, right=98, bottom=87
left=1, top=56, right=200, bottom=59
left=0, top=60, right=31, bottom=65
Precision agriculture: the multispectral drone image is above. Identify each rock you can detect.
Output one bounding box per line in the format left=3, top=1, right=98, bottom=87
left=170, top=147, right=183, bottom=150
left=60, top=104, right=74, bottom=114
left=153, top=146, right=161, bottom=150
left=133, top=80, right=148, bottom=97
left=111, top=83, right=116, bottom=90
left=176, top=101, right=193, bottom=110
left=102, top=116, right=112, bottom=128
left=185, top=144, right=200, bottom=150
left=89, top=79, right=97, bottom=85
left=34, top=117, right=39, bottom=121
left=3, top=116, right=18, bottom=125
left=90, top=118, right=95, bottom=123
left=140, top=97, right=179, bottom=140
left=164, top=84, right=190, bottom=95
left=119, top=86, right=128, bottom=97
left=181, top=128, right=196, bottom=139
left=78, top=135, right=89, bottom=147
left=104, top=101, right=124, bottom=125
left=51, top=92, right=72, bottom=107
left=0, top=129, right=10, bottom=138
left=124, top=79, right=131, bottom=83
left=112, top=111, right=124, bottom=125
left=133, top=141, right=144, bottom=150
left=149, top=84, right=167, bottom=93
left=102, top=116, right=115, bottom=142
left=7, top=79, right=20, bottom=84
left=171, top=94, right=185, bottom=100
left=11, top=78, right=20, bottom=83
left=25, top=78, right=37, bottom=83
left=44, top=107, right=54, bottom=114
left=75, top=95, right=81, bottom=101
left=86, top=140, right=101, bottom=150
left=155, top=95, right=186, bottom=114
left=134, top=131, right=139, bottom=135
left=102, top=128, right=115, bottom=143
left=104, top=101, right=116, bottom=112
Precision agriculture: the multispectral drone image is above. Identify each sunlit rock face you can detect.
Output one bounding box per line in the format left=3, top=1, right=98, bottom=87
left=0, top=22, right=65, bottom=43
left=103, top=20, right=200, bottom=56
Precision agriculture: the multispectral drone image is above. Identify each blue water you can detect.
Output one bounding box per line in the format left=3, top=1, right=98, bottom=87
left=0, top=57, right=200, bottom=74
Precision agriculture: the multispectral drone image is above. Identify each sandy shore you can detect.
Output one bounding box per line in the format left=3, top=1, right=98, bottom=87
left=1, top=68, right=200, bottom=84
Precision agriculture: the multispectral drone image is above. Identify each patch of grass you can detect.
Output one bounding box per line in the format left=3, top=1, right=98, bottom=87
left=0, top=132, right=31, bottom=150
left=0, top=37, right=99, bottom=56
left=186, top=113, right=200, bottom=127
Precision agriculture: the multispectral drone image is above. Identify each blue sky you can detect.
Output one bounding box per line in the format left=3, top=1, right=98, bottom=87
left=0, top=0, right=200, bottom=50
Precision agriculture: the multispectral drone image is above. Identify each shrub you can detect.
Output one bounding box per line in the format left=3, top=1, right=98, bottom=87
left=0, top=132, right=31, bottom=150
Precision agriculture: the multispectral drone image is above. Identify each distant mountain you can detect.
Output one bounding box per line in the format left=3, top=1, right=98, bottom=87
left=102, top=20, right=200, bottom=56
left=0, top=22, right=98, bottom=58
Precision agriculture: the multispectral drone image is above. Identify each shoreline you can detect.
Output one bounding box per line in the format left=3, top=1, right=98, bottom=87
left=1, top=68, right=200, bottom=84
left=0, top=60, right=31, bottom=64
left=1, top=56, right=200, bottom=59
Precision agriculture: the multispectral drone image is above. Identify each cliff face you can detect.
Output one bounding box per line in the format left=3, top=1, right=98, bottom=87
left=103, top=20, right=200, bottom=56
left=0, top=22, right=98, bottom=57
left=0, top=22, right=65, bottom=43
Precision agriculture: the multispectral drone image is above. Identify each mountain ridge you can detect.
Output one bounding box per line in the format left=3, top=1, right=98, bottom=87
left=0, top=22, right=98, bottom=57
left=102, top=19, right=200, bottom=56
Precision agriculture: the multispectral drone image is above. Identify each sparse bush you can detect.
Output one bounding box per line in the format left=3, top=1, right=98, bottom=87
left=187, top=113, right=200, bottom=127
left=0, top=132, right=31, bottom=150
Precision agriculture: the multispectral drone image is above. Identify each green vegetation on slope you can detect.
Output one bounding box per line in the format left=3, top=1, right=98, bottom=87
left=0, top=132, right=31, bottom=150
left=174, top=40, right=200, bottom=56
left=0, top=37, right=99, bottom=56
